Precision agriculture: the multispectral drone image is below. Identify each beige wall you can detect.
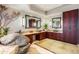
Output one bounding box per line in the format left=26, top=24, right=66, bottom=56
left=7, top=11, right=63, bottom=33
left=44, top=12, right=63, bottom=33
left=7, top=4, right=79, bottom=33
left=7, top=12, right=46, bottom=33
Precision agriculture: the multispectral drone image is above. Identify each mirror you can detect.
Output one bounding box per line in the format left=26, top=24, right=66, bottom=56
left=25, top=15, right=41, bottom=28
left=52, top=17, right=61, bottom=28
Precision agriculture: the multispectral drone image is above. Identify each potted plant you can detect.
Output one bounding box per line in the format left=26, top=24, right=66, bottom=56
left=3, top=27, right=9, bottom=35
left=0, top=27, right=9, bottom=38
left=43, top=23, right=48, bottom=31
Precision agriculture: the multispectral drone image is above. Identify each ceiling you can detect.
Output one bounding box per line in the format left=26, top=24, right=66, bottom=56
left=34, top=4, right=63, bottom=11
left=4, top=4, right=79, bottom=16
left=4, top=4, right=64, bottom=15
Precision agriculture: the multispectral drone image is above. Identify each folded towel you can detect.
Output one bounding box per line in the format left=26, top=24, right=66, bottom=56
left=0, top=33, right=30, bottom=47
left=0, top=33, right=19, bottom=45
left=8, top=35, right=30, bottom=47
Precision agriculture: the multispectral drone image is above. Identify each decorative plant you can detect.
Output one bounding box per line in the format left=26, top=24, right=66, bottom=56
left=0, top=27, right=9, bottom=37
left=3, top=27, right=9, bottom=35
left=43, top=23, right=48, bottom=30
left=0, top=5, right=20, bottom=38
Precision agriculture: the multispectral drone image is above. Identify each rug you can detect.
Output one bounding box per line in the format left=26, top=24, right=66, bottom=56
left=27, top=43, right=53, bottom=54
left=34, top=39, right=78, bottom=54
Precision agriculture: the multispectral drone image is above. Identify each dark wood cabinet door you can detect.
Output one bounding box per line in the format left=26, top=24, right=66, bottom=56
left=63, top=9, right=78, bottom=44
left=56, top=33, right=63, bottom=41
left=52, top=33, right=56, bottom=39
left=47, top=32, right=54, bottom=39
left=36, top=32, right=46, bottom=40
left=77, top=10, right=79, bottom=44
left=46, top=32, right=63, bottom=41
left=63, top=11, right=71, bottom=43
left=25, top=35, right=33, bottom=43
left=40, top=32, right=46, bottom=40
left=69, top=10, right=78, bottom=44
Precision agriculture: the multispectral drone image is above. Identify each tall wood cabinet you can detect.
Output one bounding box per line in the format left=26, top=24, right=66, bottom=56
left=63, top=9, right=78, bottom=44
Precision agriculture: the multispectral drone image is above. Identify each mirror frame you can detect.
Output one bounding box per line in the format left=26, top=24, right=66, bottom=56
left=52, top=17, right=61, bottom=28
left=25, top=15, right=41, bottom=29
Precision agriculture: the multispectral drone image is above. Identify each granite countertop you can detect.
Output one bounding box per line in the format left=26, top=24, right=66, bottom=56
left=21, top=29, right=63, bottom=36
left=21, top=31, right=46, bottom=35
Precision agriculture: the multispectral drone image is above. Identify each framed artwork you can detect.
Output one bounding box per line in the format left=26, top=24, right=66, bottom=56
left=52, top=17, right=61, bottom=28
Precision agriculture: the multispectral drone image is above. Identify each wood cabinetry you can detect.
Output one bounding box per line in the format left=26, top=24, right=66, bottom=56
left=24, top=9, right=79, bottom=45
left=63, top=9, right=78, bottom=44
left=36, top=32, right=46, bottom=40
left=25, top=32, right=63, bottom=43
left=56, top=33, right=63, bottom=41
left=25, top=35, right=34, bottom=43
left=46, top=32, right=63, bottom=41
left=25, top=32, right=46, bottom=43
left=39, top=32, right=46, bottom=40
